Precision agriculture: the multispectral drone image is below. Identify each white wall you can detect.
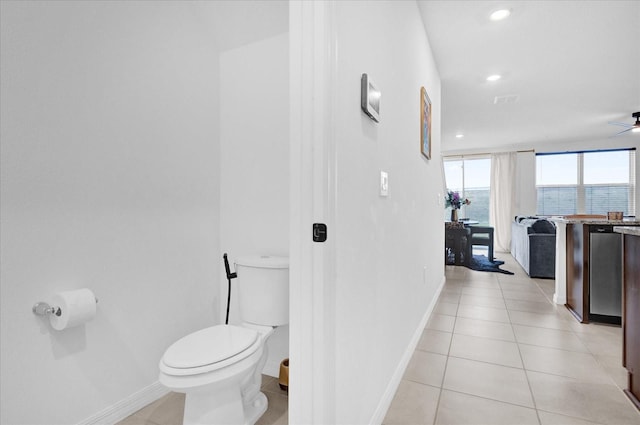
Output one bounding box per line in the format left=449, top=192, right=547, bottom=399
left=330, top=2, right=444, bottom=423
left=219, top=33, right=289, bottom=377
left=0, top=2, right=221, bottom=424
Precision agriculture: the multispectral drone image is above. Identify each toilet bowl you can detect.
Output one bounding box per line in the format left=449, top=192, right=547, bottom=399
left=159, top=324, right=274, bottom=425
left=159, top=255, right=289, bottom=425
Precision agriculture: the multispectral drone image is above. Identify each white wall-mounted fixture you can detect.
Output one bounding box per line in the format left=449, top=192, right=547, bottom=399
left=380, top=171, right=389, bottom=197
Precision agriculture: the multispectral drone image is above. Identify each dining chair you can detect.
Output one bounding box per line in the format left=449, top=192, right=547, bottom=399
left=469, top=226, right=494, bottom=262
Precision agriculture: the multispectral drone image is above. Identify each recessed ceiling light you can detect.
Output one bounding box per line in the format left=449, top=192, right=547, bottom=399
left=632, top=127, right=640, bottom=133
left=455, top=134, right=465, bottom=138
left=486, top=74, right=502, bottom=82
left=490, top=9, right=511, bottom=21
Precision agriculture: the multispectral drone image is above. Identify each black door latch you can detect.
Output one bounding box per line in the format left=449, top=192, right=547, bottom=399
left=313, top=223, right=327, bottom=242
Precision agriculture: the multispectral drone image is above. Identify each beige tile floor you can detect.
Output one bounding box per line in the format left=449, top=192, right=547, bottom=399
left=383, top=254, right=640, bottom=425
left=118, top=253, right=640, bottom=425
left=116, top=376, right=287, bottom=425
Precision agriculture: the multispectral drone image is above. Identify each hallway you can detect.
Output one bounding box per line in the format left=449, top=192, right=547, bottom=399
left=383, top=254, right=640, bottom=424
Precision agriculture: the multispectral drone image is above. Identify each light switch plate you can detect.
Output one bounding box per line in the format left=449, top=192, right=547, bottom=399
left=380, top=171, right=389, bottom=196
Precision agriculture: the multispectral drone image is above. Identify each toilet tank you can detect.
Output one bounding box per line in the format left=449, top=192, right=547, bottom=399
left=235, top=256, right=289, bottom=326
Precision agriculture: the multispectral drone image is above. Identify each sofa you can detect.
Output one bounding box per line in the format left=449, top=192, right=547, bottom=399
left=510, top=216, right=556, bottom=278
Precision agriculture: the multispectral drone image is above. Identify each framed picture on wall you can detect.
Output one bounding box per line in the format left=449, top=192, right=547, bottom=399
left=420, top=86, right=432, bottom=160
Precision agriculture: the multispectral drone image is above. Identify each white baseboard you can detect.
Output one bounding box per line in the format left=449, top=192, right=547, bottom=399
left=77, top=381, right=170, bottom=425
left=369, top=275, right=447, bottom=424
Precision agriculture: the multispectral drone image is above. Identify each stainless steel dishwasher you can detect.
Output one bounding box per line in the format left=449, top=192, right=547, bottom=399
left=589, top=225, right=622, bottom=324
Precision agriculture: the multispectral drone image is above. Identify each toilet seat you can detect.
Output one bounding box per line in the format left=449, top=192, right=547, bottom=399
left=160, top=325, right=261, bottom=377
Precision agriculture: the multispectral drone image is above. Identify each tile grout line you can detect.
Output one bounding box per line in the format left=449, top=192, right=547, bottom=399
left=500, top=278, right=543, bottom=425
left=431, top=277, right=461, bottom=425
left=439, top=387, right=540, bottom=413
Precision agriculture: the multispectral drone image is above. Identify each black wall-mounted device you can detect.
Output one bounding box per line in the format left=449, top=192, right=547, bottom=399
left=313, top=223, right=327, bottom=242
left=361, top=73, right=380, bottom=122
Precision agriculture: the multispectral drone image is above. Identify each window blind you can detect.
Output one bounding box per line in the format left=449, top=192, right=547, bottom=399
left=536, top=148, right=636, bottom=216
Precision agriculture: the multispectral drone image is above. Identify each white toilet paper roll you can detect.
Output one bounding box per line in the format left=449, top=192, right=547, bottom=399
left=49, top=289, right=97, bottom=331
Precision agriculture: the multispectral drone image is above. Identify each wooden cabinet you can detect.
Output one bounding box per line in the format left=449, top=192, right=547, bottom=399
left=566, top=223, right=588, bottom=322
left=566, top=223, right=625, bottom=325
left=621, top=231, right=640, bottom=410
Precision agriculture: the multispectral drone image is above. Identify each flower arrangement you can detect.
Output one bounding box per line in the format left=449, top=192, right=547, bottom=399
left=445, top=190, right=470, bottom=210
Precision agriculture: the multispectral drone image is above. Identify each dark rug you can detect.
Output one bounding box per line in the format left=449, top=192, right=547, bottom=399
left=466, top=254, right=514, bottom=275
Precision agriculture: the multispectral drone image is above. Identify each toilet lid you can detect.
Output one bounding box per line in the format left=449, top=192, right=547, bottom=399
left=162, top=325, right=258, bottom=369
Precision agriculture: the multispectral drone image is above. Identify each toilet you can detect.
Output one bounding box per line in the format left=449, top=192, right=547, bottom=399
left=159, top=255, right=289, bottom=425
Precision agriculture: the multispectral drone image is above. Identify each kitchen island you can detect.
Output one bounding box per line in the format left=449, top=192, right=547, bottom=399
left=614, top=226, right=640, bottom=411
left=550, top=217, right=640, bottom=324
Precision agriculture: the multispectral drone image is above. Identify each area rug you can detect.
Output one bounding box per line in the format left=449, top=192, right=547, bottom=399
left=466, top=254, right=514, bottom=275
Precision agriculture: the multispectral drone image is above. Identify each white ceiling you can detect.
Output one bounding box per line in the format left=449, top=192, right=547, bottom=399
left=417, top=1, right=640, bottom=154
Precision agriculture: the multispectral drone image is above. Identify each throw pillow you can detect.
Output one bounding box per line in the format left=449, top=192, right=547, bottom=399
left=531, top=219, right=556, bottom=234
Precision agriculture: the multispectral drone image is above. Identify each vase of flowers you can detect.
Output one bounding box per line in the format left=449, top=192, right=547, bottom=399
left=451, top=209, right=459, bottom=223
left=445, top=190, right=470, bottom=222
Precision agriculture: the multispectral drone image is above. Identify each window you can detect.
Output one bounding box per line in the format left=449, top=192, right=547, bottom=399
left=443, top=157, right=491, bottom=224
left=536, top=153, right=578, bottom=215
left=536, top=149, right=636, bottom=216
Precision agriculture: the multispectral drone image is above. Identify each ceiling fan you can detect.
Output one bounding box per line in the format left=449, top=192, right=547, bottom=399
left=609, top=112, right=640, bottom=136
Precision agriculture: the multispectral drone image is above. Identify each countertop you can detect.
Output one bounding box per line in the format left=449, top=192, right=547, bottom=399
left=550, top=217, right=640, bottom=225
left=614, top=226, right=640, bottom=236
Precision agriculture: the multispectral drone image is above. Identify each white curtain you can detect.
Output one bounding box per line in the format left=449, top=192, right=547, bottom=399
left=490, top=152, right=517, bottom=253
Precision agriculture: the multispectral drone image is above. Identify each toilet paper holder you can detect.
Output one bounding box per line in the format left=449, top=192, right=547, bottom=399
left=32, top=302, right=62, bottom=317
left=32, top=298, right=98, bottom=317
